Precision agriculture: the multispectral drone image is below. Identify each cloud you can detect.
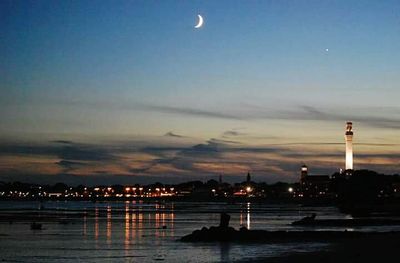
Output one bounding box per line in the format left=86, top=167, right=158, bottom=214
left=26, top=97, right=400, bottom=131
left=222, top=130, right=247, bottom=137
left=135, top=139, right=322, bottom=180
left=140, top=104, right=241, bottom=120
left=163, top=131, right=186, bottom=138
left=207, top=138, right=240, bottom=145
left=0, top=135, right=399, bottom=185
left=135, top=139, right=233, bottom=176
left=0, top=142, right=114, bottom=162
left=138, top=103, right=400, bottom=130
left=51, top=140, right=74, bottom=144
left=56, top=145, right=113, bottom=162
left=0, top=141, right=116, bottom=177
left=293, top=105, right=400, bottom=129
left=55, top=160, right=86, bottom=172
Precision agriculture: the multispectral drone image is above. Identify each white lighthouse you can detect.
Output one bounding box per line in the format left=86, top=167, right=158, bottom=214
left=345, top=122, right=353, bottom=170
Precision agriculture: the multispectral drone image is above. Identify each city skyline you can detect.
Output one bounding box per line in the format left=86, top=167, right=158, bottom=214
left=1, top=1, right=400, bottom=185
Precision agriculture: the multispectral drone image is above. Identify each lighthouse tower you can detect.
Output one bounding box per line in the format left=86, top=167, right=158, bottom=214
left=345, top=122, right=353, bottom=171
left=300, top=164, right=308, bottom=183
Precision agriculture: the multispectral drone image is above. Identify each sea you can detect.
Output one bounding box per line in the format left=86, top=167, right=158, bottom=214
left=1, top=200, right=399, bottom=262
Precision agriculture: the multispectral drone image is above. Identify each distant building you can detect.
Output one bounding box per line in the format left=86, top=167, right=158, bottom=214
left=233, top=172, right=254, bottom=197
left=246, top=172, right=251, bottom=184
left=301, top=165, right=308, bottom=182
left=300, top=165, right=330, bottom=198
left=345, top=121, right=354, bottom=172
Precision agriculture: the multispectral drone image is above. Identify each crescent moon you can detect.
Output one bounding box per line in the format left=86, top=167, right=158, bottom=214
left=195, top=14, right=204, bottom=28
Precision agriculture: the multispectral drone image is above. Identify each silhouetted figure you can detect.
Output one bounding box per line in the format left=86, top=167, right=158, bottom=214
left=219, top=213, right=230, bottom=228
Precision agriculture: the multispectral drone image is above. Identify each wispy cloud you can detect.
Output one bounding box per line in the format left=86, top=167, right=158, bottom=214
left=292, top=105, right=400, bottom=129
left=163, top=131, right=187, bottom=138
left=141, top=105, right=241, bottom=120
left=138, top=103, right=400, bottom=130
left=29, top=98, right=400, bottom=131
left=0, top=142, right=114, bottom=162
left=56, top=160, right=86, bottom=173
left=51, top=140, right=74, bottom=144
left=222, top=130, right=247, bottom=137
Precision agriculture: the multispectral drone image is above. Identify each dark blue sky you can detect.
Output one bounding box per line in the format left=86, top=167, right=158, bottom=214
left=1, top=0, right=400, bottom=184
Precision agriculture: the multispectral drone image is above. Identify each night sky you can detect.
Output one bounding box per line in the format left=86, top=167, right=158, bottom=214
left=1, top=0, right=400, bottom=185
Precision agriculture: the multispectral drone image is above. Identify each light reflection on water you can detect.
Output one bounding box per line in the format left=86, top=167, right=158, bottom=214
left=1, top=201, right=398, bottom=262
left=238, top=202, right=251, bottom=229
left=106, top=205, right=111, bottom=244
left=247, top=202, right=251, bottom=229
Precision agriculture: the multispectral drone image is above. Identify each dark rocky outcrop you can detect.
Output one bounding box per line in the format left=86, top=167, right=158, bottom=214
left=180, top=213, right=400, bottom=243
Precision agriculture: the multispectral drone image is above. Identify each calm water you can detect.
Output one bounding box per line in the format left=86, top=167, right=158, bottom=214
left=1, top=201, right=397, bottom=262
